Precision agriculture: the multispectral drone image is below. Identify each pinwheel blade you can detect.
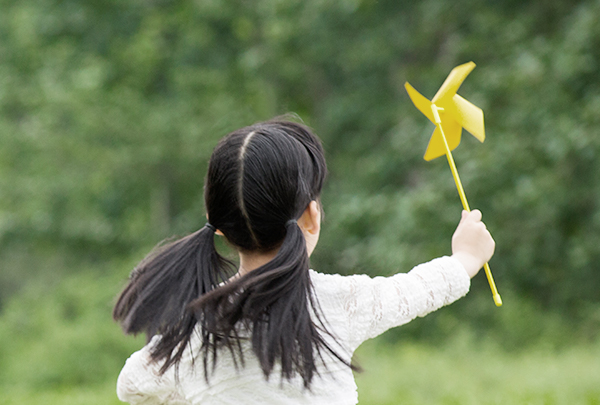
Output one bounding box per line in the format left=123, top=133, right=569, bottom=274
left=431, top=62, right=476, bottom=104
left=449, top=94, right=485, bottom=142
left=424, top=118, right=462, bottom=161
left=404, top=82, right=435, bottom=124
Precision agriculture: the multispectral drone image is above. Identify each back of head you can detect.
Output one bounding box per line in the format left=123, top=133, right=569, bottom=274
left=205, top=120, right=327, bottom=252
left=113, top=119, right=353, bottom=389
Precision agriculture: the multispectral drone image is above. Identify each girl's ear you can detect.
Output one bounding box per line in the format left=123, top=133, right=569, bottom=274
left=299, top=200, right=321, bottom=235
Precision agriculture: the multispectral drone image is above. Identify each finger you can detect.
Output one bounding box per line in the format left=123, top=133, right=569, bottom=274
left=469, top=209, right=482, bottom=222
left=460, top=210, right=469, bottom=222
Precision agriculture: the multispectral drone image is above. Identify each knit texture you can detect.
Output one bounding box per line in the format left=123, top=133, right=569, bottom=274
left=117, top=256, right=470, bottom=405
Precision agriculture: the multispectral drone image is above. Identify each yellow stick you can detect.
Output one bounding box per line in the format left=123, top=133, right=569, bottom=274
left=431, top=105, right=502, bottom=307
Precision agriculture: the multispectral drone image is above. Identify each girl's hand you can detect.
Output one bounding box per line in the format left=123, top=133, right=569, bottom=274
left=451, top=210, right=495, bottom=278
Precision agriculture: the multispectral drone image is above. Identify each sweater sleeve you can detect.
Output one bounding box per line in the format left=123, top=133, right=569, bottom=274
left=116, top=337, right=191, bottom=405
left=314, top=256, right=470, bottom=351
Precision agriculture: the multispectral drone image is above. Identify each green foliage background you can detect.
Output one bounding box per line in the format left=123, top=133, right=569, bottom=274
left=1, top=0, right=599, bottom=402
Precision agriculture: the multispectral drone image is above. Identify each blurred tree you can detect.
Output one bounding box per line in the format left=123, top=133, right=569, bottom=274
left=0, top=0, right=598, bottom=340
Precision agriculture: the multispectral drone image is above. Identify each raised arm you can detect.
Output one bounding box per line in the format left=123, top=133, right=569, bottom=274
left=313, top=210, right=495, bottom=351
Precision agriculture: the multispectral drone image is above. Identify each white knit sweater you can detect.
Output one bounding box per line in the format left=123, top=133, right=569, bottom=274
left=117, top=256, right=470, bottom=405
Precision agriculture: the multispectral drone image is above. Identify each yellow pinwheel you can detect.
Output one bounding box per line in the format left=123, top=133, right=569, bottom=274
left=405, top=62, right=502, bottom=307
left=405, top=61, right=485, bottom=161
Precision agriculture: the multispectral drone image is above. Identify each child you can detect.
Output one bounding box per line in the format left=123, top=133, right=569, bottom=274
left=113, top=119, right=494, bottom=405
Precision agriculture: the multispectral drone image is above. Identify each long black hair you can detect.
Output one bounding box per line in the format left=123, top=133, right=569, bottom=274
left=113, top=120, right=354, bottom=387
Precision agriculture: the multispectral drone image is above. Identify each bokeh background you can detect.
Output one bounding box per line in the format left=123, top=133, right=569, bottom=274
left=1, top=0, right=599, bottom=403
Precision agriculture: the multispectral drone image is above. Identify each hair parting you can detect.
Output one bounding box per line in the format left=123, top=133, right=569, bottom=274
left=237, top=131, right=260, bottom=247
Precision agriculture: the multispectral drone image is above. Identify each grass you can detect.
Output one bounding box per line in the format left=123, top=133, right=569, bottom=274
left=3, top=334, right=599, bottom=404
left=3, top=382, right=123, bottom=405
left=354, top=332, right=600, bottom=405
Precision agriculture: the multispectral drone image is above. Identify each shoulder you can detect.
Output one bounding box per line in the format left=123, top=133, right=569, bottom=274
left=117, top=337, right=191, bottom=404
left=308, top=269, right=372, bottom=305
left=309, top=269, right=371, bottom=291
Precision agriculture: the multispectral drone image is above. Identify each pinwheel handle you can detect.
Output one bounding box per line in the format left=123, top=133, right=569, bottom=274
left=431, top=104, right=503, bottom=307
left=486, top=263, right=503, bottom=306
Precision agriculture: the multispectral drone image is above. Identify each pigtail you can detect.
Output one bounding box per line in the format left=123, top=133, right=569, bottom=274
left=113, top=224, right=236, bottom=372
left=190, top=220, right=354, bottom=387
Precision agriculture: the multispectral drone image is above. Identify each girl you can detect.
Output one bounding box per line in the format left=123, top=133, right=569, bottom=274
left=114, top=119, right=494, bottom=405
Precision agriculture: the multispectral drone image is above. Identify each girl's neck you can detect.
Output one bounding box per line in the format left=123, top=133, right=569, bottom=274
left=238, top=249, right=278, bottom=276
